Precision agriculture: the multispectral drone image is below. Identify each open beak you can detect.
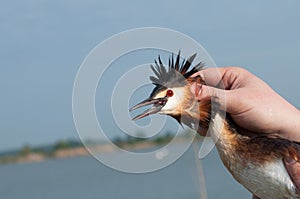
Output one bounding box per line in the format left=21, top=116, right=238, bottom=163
left=129, top=97, right=167, bottom=121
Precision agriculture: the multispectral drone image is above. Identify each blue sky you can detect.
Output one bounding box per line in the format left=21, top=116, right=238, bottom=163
left=1, top=0, right=299, bottom=151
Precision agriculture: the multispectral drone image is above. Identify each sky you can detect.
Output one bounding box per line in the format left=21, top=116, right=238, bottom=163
left=1, top=0, right=300, bottom=151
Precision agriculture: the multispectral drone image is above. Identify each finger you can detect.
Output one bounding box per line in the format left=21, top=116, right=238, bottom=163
left=190, top=83, right=238, bottom=113
left=284, top=158, right=300, bottom=190
left=191, top=67, right=228, bottom=87
left=252, top=195, right=261, bottom=199
left=191, top=66, right=245, bottom=89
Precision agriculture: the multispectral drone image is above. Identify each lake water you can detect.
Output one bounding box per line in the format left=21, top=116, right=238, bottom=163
left=0, top=146, right=250, bottom=199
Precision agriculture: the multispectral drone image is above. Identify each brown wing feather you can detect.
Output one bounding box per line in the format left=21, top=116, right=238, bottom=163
left=223, top=120, right=300, bottom=165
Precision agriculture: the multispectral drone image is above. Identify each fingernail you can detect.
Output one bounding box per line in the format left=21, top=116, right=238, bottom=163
left=285, top=157, right=297, bottom=164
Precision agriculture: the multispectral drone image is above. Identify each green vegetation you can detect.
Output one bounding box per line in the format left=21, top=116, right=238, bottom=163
left=0, top=139, right=83, bottom=165
left=19, top=145, right=31, bottom=156
left=54, top=140, right=71, bottom=150
left=0, top=131, right=194, bottom=165
left=112, top=131, right=175, bottom=148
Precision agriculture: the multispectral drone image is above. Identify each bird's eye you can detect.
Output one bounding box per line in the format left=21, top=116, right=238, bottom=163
left=166, top=89, right=174, bottom=97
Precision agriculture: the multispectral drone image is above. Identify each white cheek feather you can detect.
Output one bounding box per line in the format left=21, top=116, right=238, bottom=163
left=161, top=87, right=185, bottom=112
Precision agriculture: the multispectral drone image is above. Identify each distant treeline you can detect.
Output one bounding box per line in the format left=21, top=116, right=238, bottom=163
left=0, top=139, right=84, bottom=164
left=113, top=131, right=175, bottom=147
left=22, top=139, right=84, bottom=156
left=0, top=131, right=190, bottom=164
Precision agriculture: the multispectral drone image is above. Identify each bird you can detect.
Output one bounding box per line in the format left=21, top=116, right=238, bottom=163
left=129, top=51, right=300, bottom=199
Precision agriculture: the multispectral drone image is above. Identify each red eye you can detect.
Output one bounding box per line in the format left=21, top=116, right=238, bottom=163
left=166, top=89, right=173, bottom=97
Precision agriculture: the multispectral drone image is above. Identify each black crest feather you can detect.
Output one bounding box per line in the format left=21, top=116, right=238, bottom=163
left=149, top=51, right=204, bottom=88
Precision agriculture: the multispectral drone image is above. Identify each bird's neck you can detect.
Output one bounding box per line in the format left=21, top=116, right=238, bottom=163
left=208, top=112, right=237, bottom=153
left=178, top=86, right=249, bottom=152
left=184, top=98, right=246, bottom=163
left=179, top=89, right=212, bottom=131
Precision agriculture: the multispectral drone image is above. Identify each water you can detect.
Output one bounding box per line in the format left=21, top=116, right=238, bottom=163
left=0, top=147, right=249, bottom=199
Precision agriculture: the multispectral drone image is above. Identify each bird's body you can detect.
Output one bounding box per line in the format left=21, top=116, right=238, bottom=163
left=210, top=112, right=299, bottom=199
left=130, top=52, right=300, bottom=198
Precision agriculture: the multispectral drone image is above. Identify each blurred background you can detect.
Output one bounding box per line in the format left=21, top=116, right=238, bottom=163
left=0, top=0, right=299, bottom=198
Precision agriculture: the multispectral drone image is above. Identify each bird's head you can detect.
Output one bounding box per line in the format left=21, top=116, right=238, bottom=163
left=130, top=51, right=211, bottom=133
left=130, top=84, right=187, bottom=120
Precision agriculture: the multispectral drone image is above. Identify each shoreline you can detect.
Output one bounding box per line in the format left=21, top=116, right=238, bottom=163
left=0, top=133, right=198, bottom=165
left=0, top=140, right=174, bottom=165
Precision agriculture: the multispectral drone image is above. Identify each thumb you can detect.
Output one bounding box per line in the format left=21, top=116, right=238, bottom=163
left=190, top=83, right=237, bottom=113
left=284, top=158, right=300, bottom=190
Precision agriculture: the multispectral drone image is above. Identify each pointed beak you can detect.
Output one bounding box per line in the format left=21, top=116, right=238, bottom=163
left=129, top=97, right=167, bottom=121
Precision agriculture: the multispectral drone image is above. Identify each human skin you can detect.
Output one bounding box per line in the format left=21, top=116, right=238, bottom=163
left=190, top=67, right=300, bottom=198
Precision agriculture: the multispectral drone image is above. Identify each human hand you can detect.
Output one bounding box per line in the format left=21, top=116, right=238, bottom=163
left=190, top=66, right=300, bottom=140
left=190, top=67, right=300, bottom=198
